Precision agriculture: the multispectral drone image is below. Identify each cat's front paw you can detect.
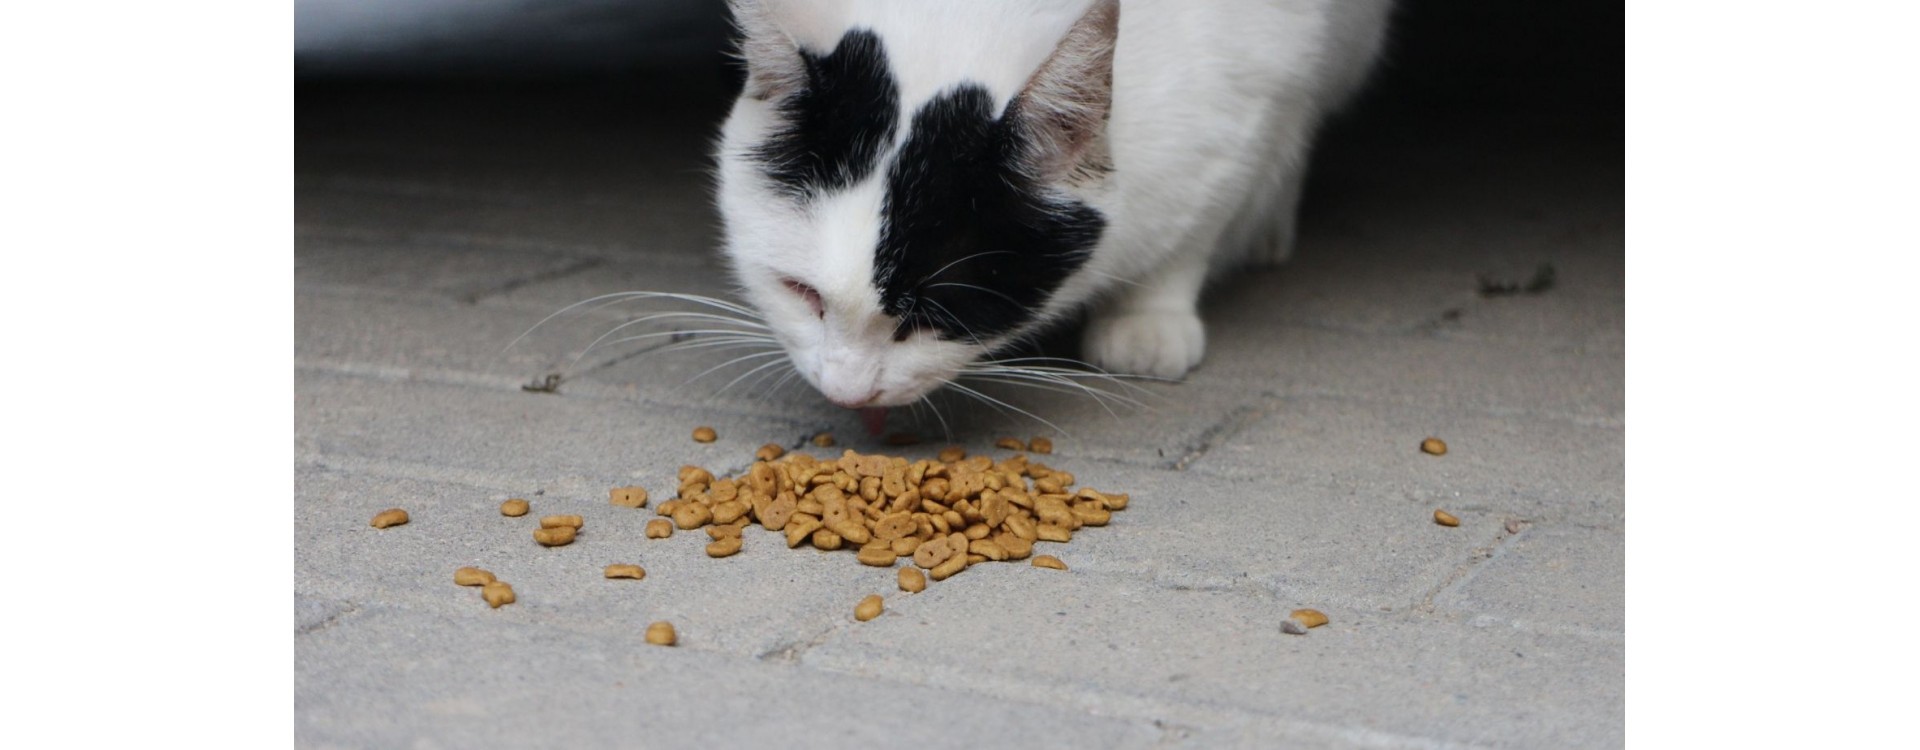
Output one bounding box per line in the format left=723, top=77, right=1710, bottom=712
left=1082, top=310, right=1206, bottom=380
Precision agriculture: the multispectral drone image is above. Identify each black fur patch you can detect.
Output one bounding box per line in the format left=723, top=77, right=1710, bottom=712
left=876, top=85, right=1105, bottom=343
left=752, top=30, right=898, bottom=198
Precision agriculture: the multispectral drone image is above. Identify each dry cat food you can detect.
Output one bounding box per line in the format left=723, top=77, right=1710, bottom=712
left=369, top=509, right=409, bottom=529
left=534, top=526, right=577, bottom=546
left=651, top=438, right=1131, bottom=587
left=1291, top=608, right=1329, bottom=628
left=645, top=519, right=674, bottom=539
left=995, top=437, right=1027, bottom=451
left=482, top=581, right=516, bottom=608
left=692, top=426, right=718, bottom=443
left=1433, top=509, right=1461, bottom=527
left=1031, top=555, right=1067, bottom=571
left=609, top=487, right=649, bottom=508
left=1421, top=437, right=1447, bottom=456
left=854, top=594, right=884, bottom=622
left=500, top=499, right=530, bottom=517
left=1029, top=436, right=1053, bottom=454
left=811, top=432, right=836, bottom=447
left=540, top=515, right=585, bottom=529
left=604, top=564, right=646, bottom=580
left=454, top=567, right=496, bottom=586
left=645, top=621, right=677, bottom=646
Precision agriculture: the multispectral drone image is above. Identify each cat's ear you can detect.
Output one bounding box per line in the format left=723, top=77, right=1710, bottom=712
left=730, top=0, right=806, bottom=101
left=1008, top=0, right=1119, bottom=181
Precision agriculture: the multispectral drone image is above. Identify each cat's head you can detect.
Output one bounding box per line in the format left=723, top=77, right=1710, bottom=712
left=714, top=0, right=1118, bottom=408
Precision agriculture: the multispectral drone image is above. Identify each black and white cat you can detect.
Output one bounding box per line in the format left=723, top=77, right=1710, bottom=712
left=714, top=0, right=1391, bottom=409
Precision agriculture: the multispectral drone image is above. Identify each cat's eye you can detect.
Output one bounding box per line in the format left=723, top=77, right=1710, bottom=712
left=782, top=278, right=824, bottom=319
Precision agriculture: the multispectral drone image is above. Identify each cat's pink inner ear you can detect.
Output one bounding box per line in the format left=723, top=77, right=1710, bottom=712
left=731, top=0, right=806, bottom=101
left=1008, top=0, right=1120, bottom=181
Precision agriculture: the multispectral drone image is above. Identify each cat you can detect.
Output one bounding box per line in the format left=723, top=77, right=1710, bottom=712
left=713, top=0, right=1391, bottom=410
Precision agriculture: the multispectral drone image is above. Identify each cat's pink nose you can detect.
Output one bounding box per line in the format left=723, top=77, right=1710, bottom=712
left=828, top=390, right=881, bottom=409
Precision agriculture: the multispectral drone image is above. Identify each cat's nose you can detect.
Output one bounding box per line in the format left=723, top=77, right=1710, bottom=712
left=827, top=390, right=882, bottom=409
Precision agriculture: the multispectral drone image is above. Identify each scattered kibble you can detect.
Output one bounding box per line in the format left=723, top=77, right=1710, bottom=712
left=1029, top=437, right=1053, bottom=454
left=854, top=594, right=884, bottom=622
left=540, top=515, right=584, bottom=529
left=604, top=564, right=646, bottom=580
left=1032, top=555, right=1068, bottom=571
left=995, top=437, right=1027, bottom=451
left=369, top=509, right=409, bottom=529
left=610, top=487, right=648, bottom=508
left=1291, top=609, right=1329, bottom=628
left=482, top=581, right=516, bottom=608
left=811, top=432, right=836, bottom=447
left=534, top=526, right=577, bottom=546
left=500, top=499, right=530, bottom=517
left=755, top=443, right=785, bottom=461
left=1434, top=509, right=1461, bottom=527
left=1421, top=437, right=1447, bottom=455
left=898, top=567, right=926, bottom=593
left=454, top=567, right=495, bottom=586
left=693, top=426, right=718, bottom=443
left=645, top=621, right=677, bottom=646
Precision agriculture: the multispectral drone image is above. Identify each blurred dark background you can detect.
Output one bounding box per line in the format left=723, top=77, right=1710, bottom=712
left=296, top=0, right=1622, bottom=314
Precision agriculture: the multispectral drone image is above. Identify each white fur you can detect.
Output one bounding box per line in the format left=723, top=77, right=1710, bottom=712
left=716, top=0, right=1391, bottom=405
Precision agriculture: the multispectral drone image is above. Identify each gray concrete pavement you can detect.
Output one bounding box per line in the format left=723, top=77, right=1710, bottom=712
left=296, top=78, right=1622, bottom=748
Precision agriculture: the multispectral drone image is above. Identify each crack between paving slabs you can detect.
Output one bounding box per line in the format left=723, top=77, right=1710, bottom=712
left=1159, top=397, right=1275, bottom=471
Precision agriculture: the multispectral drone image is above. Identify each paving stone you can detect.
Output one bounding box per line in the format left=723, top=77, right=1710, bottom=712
left=801, top=574, right=1622, bottom=749
left=1434, top=524, right=1625, bottom=637
left=296, top=606, right=1165, bottom=749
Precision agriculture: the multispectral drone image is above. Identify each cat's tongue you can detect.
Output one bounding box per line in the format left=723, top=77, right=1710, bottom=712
left=860, top=407, right=888, bottom=437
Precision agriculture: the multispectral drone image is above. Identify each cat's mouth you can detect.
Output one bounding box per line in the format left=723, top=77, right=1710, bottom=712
left=859, top=407, right=888, bottom=437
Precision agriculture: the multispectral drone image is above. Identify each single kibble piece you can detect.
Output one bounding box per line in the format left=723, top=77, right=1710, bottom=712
left=811, top=432, right=836, bottom=447
left=706, top=536, right=743, bottom=558
left=482, top=581, right=516, bottom=608
left=1032, top=555, right=1068, bottom=571
left=898, top=567, right=927, bottom=593
left=995, top=437, right=1027, bottom=451
left=1029, top=436, right=1053, bottom=454
left=1433, top=509, right=1461, bottom=527
left=369, top=509, right=409, bottom=529
left=937, top=446, right=967, bottom=463
left=610, top=487, right=649, bottom=508
left=692, top=426, right=718, bottom=443
left=454, top=567, right=495, bottom=586
left=604, top=564, right=647, bottom=580
left=539, top=515, right=584, bottom=529
left=1420, top=437, right=1447, bottom=456
left=1280, top=619, right=1308, bottom=635
left=645, top=621, right=677, bottom=646
left=1291, top=609, right=1329, bottom=628
left=854, top=594, right=885, bottom=622
left=534, top=526, right=577, bottom=546
left=856, top=545, right=897, bottom=567
left=755, top=443, right=786, bottom=461
left=645, top=518, right=674, bottom=539
left=500, top=499, right=530, bottom=517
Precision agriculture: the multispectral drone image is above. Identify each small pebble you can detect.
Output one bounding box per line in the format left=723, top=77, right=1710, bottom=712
left=1280, top=619, right=1309, bottom=635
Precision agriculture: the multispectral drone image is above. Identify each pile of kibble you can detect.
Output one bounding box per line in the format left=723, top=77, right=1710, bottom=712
left=625, top=434, right=1126, bottom=586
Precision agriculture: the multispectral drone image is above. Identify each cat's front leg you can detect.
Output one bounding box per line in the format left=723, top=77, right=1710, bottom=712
left=1081, top=249, right=1210, bottom=380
